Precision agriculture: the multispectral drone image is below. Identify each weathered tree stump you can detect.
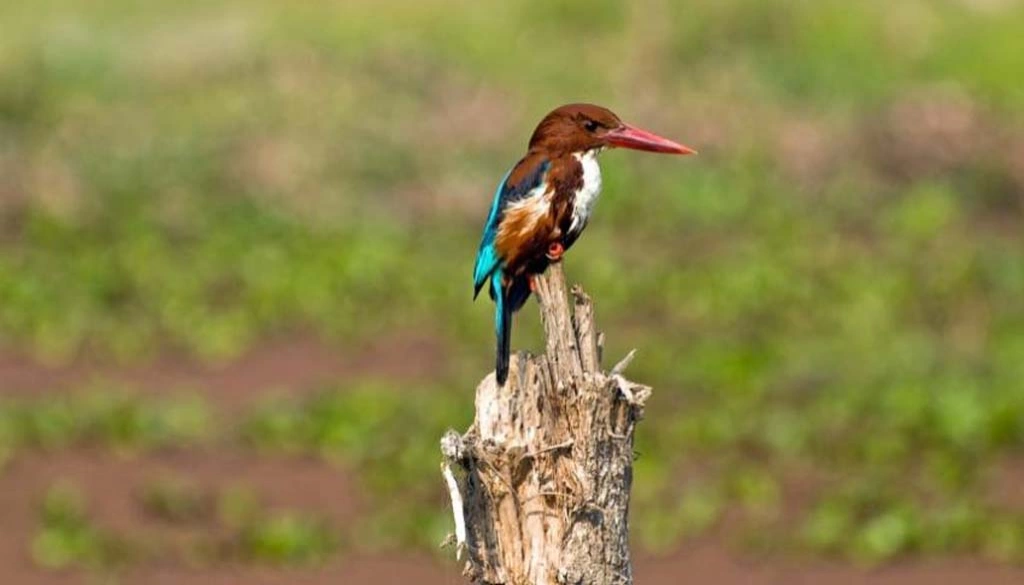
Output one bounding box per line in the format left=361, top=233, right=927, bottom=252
left=441, top=263, right=652, bottom=585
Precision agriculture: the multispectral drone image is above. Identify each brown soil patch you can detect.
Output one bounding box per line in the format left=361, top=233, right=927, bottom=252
left=125, top=554, right=460, bottom=585
left=635, top=545, right=1024, bottom=585
left=990, top=455, right=1024, bottom=511
left=8, top=544, right=1024, bottom=585
left=0, top=333, right=447, bottom=412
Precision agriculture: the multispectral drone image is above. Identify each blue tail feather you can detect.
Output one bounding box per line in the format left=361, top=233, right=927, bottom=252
left=493, top=272, right=532, bottom=385
left=493, top=272, right=511, bottom=385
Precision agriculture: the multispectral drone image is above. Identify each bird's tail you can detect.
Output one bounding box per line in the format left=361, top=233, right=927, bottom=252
left=493, top=272, right=512, bottom=385
left=493, top=273, right=532, bottom=385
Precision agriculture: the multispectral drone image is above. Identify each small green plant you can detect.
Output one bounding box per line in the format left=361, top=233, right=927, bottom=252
left=236, top=513, right=338, bottom=566
left=139, top=475, right=213, bottom=524
left=31, top=482, right=133, bottom=571
left=212, top=485, right=338, bottom=565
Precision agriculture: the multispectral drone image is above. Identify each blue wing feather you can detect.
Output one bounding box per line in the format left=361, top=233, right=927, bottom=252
left=472, top=169, right=511, bottom=297
left=472, top=159, right=549, bottom=298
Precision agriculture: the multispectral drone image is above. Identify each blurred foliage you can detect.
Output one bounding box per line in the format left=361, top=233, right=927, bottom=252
left=242, top=383, right=468, bottom=549
left=234, top=513, right=338, bottom=566
left=215, top=484, right=340, bottom=566
left=32, top=477, right=342, bottom=571
left=32, top=482, right=134, bottom=571
left=0, top=390, right=211, bottom=457
left=1, top=0, right=1024, bottom=568
left=140, top=474, right=213, bottom=524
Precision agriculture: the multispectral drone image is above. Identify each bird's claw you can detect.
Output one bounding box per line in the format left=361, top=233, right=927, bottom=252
left=546, top=242, right=565, bottom=262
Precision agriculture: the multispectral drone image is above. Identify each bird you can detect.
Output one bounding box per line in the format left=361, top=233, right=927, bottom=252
left=473, top=103, right=695, bottom=385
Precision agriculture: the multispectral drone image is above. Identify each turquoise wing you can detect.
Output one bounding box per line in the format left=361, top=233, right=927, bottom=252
left=473, top=159, right=550, bottom=298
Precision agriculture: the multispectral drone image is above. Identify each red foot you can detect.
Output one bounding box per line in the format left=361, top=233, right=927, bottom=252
left=529, top=275, right=537, bottom=292
left=546, top=241, right=565, bottom=262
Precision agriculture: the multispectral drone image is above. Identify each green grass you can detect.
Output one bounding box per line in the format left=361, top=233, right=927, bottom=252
left=1, top=0, right=1024, bottom=568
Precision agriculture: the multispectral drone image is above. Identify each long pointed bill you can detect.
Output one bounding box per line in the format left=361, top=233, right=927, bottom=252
left=605, top=123, right=696, bottom=155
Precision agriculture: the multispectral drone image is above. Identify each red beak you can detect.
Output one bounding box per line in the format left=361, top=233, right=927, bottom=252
left=605, top=123, right=696, bottom=155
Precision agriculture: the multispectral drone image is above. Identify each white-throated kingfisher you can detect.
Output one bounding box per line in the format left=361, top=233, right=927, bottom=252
left=473, top=103, right=695, bottom=384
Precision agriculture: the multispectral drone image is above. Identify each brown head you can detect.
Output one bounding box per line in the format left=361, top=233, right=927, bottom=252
left=527, top=103, right=696, bottom=158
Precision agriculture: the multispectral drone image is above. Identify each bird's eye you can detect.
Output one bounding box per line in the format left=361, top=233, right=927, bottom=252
left=583, top=119, right=599, bottom=133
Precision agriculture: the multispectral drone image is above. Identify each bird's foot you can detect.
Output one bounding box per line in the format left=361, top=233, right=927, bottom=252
left=529, top=275, right=536, bottom=292
left=546, top=242, right=565, bottom=262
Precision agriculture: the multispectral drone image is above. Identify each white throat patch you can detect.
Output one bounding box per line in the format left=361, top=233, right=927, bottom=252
left=570, top=150, right=603, bottom=235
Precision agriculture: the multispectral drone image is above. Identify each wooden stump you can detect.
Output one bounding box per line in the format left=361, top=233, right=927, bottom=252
left=441, top=263, right=651, bottom=585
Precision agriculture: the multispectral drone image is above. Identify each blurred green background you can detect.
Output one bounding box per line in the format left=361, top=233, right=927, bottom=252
left=2, top=0, right=1024, bottom=582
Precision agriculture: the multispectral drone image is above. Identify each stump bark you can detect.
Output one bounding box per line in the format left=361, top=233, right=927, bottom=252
left=441, top=263, right=651, bottom=585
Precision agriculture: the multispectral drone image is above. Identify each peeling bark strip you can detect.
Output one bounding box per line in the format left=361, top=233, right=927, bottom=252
left=441, top=263, right=652, bottom=585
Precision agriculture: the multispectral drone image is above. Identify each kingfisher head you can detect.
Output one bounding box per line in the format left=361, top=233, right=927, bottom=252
left=527, top=103, right=696, bottom=158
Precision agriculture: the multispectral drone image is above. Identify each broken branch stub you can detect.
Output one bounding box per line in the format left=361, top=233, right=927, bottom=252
left=441, top=263, right=652, bottom=585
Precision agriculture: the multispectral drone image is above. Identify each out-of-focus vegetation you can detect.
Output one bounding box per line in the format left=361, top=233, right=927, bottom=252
left=0, top=390, right=210, bottom=458
left=32, top=482, right=133, bottom=571
left=2, top=0, right=1024, bottom=571
left=33, top=477, right=340, bottom=570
